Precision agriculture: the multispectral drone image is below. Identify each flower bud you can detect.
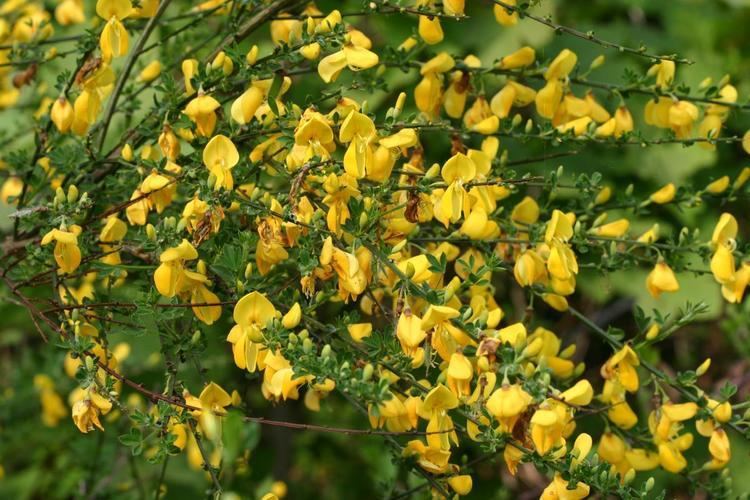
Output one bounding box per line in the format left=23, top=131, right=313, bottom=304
left=321, top=344, right=331, bottom=358
left=121, top=144, right=133, bottom=161
left=66, top=184, right=78, bottom=203
left=696, top=358, right=711, bottom=376
left=644, top=477, right=655, bottom=492
left=590, top=54, right=605, bottom=70
left=302, top=337, right=313, bottom=354
left=246, top=45, right=259, bottom=65
left=55, top=186, right=66, bottom=205
left=282, top=303, right=302, bottom=329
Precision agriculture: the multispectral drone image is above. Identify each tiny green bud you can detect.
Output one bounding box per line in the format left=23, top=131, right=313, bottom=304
left=302, top=337, right=313, bottom=354
left=362, top=363, right=374, bottom=381
left=590, top=54, right=605, bottom=69
left=66, top=185, right=78, bottom=203
left=321, top=344, right=331, bottom=358
left=644, top=477, right=655, bottom=492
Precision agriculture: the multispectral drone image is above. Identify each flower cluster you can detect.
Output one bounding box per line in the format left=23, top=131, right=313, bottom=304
left=2, top=1, right=750, bottom=498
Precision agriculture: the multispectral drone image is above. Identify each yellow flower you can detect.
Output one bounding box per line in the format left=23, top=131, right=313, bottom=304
left=202, top=134, right=239, bottom=191
left=530, top=407, right=565, bottom=455
left=446, top=352, right=473, bottom=398
left=339, top=110, right=376, bottom=178
left=347, top=323, right=372, bottom=343
left=184, top=94, right=221, bottom=137
left=317, top=34, right=379, bottom=83
left=541, top=473, right=589, bottom=500
left=396, top=310, right=425, bottom=362
left=435, top=153, right=476, bottom=225
left=497, top=46, right=535, bottom=69
left=601, top=345, right=640, bottom=392
left=648, top=60, right=675, bottom=88
left=668, top=101, right=698, bottom=139
left=41, top=225, right=82, bottom=274
left=545, top=209, right=574, bottom=243
left=96, top=0, right=132, bottom=62
left=485, top=384, right=532, bottom=433
left=55, top=0, right=85, bottom=25
left=99, top=216, right=127, bottom=265
left=231, top=83, right=265, bottom=124
left=71, top=388, right=113, bottom=433
left=182, top=59, right=199, bottom=96
left=34, top=375, right=67, bottom=427
left=650, top=183, right=676, bottom=204
left=710, top=243, right=735, bottom=285
left=140, top=170, right=175, bottom=213
left=706, top=428, right=731, bottom=469
left=227, top=291, right=277, bottom=371
left=514, top=249, right=548, bottom=287
left=712, top=213, right=738, bottom=247
left=153, top=239, right=198, bottom=298
left=51, top=97, right=74, bottom=133
left=590, top=218, right=630, bottom=238
left=493, top=0, right=518, bottom=26
left=646, top=261, right=680, bottom=298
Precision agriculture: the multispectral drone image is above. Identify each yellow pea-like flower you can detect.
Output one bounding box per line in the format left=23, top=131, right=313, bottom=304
left=590, top=218, right=630, bottom=238
left=710, top=244, right=736, bottom=285
left=100, top=17, right=130, bottom=62
left=535, top=79, right=563, bottom=119
left=281, top=303, right=302, bottom=329
left=138, top=60, right=161, bottom=83
left=41, top=225, right=83, bottom=274
left=55, top=0, right=85, bottom=25
left=650, top=183, right=676, bottom=204
left=497, top=46, right=535, bottom=69
left=51, top=97, right=74, bottom=133
left=706, top=176, right=730, bottom=194
left=184, top=94, right=221, bottom=137
left=317, top=38, right=379, bottom=83
left=182, top=59, right=199, bottom=96
left=545, top=49, right=578, bottom=81
left=347, top=323, right=372, bottom=343
left=203, top=135, right=239, bottom=191
left=418, top=15, right=443, bottom=45
left=493, top=0, right=518, bottom=26
left=71, top=389, right=113, bottom=433
left=646, top=261, right=680, bottom=298
left=96, top=0, right=132, bottom=20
